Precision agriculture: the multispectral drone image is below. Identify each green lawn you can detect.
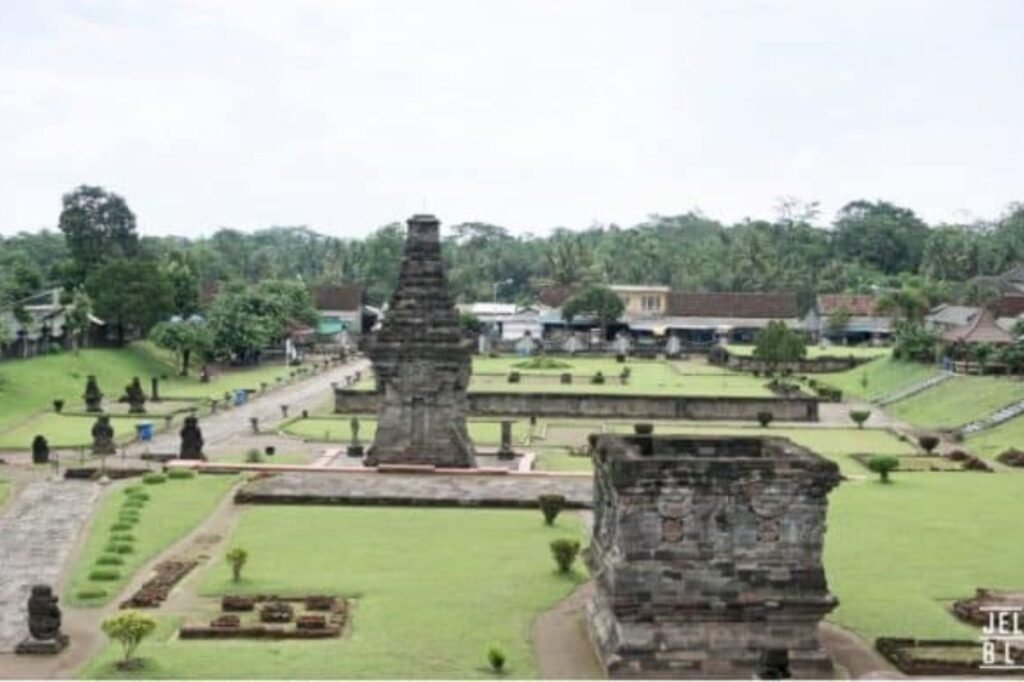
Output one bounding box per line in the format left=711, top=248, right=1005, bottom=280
left=825, top=473, right=1024, bottom=642
left=887, top=376, right=1024, bottom=429
left=66, top=474, right=237, bottom=606
left=0, top=413, right=153, bottom=449
left=0, top=343, right=314, bottom=434
left=81, top=507, right=587, bottom=679
left=817, top=356, right=940, bottom=402
left=966, top=415, right=1024, bottom=460
left=533, top=448, right=593, bottom=472
left=726, top=344, right=892, bottom=360
left=283, top=417, right=531, bottom=445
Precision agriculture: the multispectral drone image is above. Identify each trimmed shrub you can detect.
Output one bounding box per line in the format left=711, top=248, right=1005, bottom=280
left=110, top=533, right=135, bottom=543
left=487, top=646, right=507, bottom=673
left=122, top=499, right=146, bottom=510
left=96, top=554, right=125, bottom=566
left=118, top=512, right=140, bottom=523
left=849, top=410, right=871, bottom=429
left=127, top=491, right=149, bottom=502
left=756, top=411, right=773, bottom=428
left=89, top=568, right=122, bottom=581
left=77, top=588, right=108, bottom=600
left=110, top=522, right=133, bottom=532
left=246, top=448, right=264, bottom=463
left=550, top=538, right=581, bottom=573
left=105, top=543, right=134, bottom=555
left=142, top=473, right=166, bottom=485
left=867, top=455, right=899, bottom=483
left=507, top=371, right=521, bottom=384
left=591, top=371, right=605, bottom=385
left=918, top=435, right=940, bottom=454
left=167, top=468, right=195, bottom=480
left=123, top=485, right=142, bottom=495
left=538, top=495, right=566, bottom=525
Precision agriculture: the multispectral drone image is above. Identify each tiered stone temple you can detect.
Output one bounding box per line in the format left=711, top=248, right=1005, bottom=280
left=586, top=434, right=841, bottom=679
left=365, top=214, right=477, bottom=468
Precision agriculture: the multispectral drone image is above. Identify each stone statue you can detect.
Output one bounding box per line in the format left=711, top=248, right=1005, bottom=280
left=31, top=435, right=50, bottom=465
left=496, top=420, right=515, bottom=460
left=123, top=377, right=147, bottom=414
left=179, top=416, right=204, bottom=460
left=347, top=417, right=364, bottom=457
left=91, top=416, right=115, bottom=455
left=83, top=375, right=103, bottom=413
left=15, top=585, right=69, bottom=654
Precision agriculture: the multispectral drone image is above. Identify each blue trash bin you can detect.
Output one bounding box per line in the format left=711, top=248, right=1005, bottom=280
left=234, top=389, right=247, bottom=407
left=137, top=422, right=154, bottom=442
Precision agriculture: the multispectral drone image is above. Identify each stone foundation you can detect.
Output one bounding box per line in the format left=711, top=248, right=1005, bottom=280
left=585, top=434, right=841, bottom=679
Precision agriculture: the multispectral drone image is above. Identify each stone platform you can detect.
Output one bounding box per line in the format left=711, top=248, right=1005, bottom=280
left=234, top=470, right=593, bottom=508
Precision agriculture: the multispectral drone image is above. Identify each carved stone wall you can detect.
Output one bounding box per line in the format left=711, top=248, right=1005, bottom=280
left=365, top=214, right=476, bottom=468
left=586, top=434, right=841, bottom=679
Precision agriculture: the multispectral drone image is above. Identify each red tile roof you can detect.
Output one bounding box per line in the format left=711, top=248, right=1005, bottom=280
left=667, top=291, right=799, bottom=319
left=817, top=294, right=879, bottom=316
left=312, top=283, right=365, bottom=312
left=992, top=295, right=1024, bottom=318
left=536, top=284, right=577, bottom=308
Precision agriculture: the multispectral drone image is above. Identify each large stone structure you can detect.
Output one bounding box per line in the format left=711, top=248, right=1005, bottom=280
left=586, top=434, right=841, bottom=679
left=365, top=214, right=476, bottom=468
left=15, top=585, right=68, bottom=654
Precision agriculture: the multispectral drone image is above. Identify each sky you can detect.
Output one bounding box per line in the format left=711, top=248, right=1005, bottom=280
left=2, top=0, right=1023, bottom=239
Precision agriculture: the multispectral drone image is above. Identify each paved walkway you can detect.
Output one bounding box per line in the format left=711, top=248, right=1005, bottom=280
left=236, top=469, right=593, bottom=508
left=0, top=480, right=101, bottom=652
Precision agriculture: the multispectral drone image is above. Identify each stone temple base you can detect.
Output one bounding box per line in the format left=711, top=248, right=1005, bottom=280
left=585, top=592, right=835, bottom=679
left=16, top=634, right=69, bottom=655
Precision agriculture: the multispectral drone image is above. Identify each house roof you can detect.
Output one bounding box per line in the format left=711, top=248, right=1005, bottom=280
left=817, top=293, right=879, bottom=316
left=631, top=316, right=803, bottom=331
left=992, top=295, right=1024, bottom=318
left=942, top=308, right=1014, bottom=345
left=609, top=284, right=671, bottom=293
left=928, top=304, right=979, bottom=327
left=667, top=291, right=800, bottom=319
left=312, top=283, right=365, bottom=312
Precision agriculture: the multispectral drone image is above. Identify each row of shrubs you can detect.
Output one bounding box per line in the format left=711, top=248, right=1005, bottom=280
left=507, top=369, right=628, bottom=385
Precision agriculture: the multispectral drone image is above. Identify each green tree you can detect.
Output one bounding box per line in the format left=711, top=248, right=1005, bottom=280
left=562, top=285, right=625, bottom=340
left=972, top=342, right=995, bottom=375
left=101, top=611, right=156, bottom=668
left=150, top=318, right=213, bottom=375
left=226, top=547, right=248, bottom=582
left=833, top=200, right=929, bottom=274
left=752, top=320, right=807, bottom=370
left=85, top=260, right=174, bottom=346
left=58, top=185, right=139, bottom=281
left=160, top=252, right=200, bottom=316
left=65, top=289, right=93, bottom=354
left=867, top=455, right=899, bottom=483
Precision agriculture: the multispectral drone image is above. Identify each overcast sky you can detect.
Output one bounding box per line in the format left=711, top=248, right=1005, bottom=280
left=3, top=0, right=1023, bottom=239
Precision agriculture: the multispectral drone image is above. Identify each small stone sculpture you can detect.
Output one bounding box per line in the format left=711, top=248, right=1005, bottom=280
left=496, top=420, right=515, bottom=460
left=83, top=375, right=103, bottom=413
left=91, top=416, right=116, bottom=455
left=347, top=416, right=364, bottom=457
left=179, top=416, right=205, bottom=460
left=31, top=435, right=50, bottom=465
left=15, top=585, right=69, bottom=654
left=123, top=377, right=147, bottom=414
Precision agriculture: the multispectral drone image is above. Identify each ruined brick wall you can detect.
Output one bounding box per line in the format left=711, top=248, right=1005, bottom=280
left=586, top=434, right=841, bottom=679
left=365, top=214, right=476, bottom=468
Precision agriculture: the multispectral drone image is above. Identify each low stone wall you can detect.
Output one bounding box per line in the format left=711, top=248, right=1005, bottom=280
left=719, top=353, right=871, bottom=374
left=334, top=389, right=819, bottom=422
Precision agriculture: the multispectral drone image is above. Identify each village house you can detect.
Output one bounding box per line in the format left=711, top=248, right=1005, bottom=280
left=805, top=293, right=893, bottom=345
left=311, top=283, right=368, bottom=341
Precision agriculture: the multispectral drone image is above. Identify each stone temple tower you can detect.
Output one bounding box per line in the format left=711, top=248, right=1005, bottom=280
left=365, top=214, right=477, bottom=468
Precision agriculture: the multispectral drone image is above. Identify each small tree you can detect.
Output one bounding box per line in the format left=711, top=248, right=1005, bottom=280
left=538, top=495, right=566, bottom=525
left=918, top=435, right=940, bottom=454
left=972, top=342, right=995, bottom=375
left=753, top=321, right=807, bottom=372
left=849, top=410, right=871, bottom=429
left=65, top=289, right=93, bottom=354
left=101, top=611, right=156, bottom=669
left=561, top=286, right=625, bottom=341
left=756, top=411, right=773, bottom=428
left=867, top=455, right=899, bottom=483
left=549, top=539, right=581, bottom=573
left=226, top=547, right=248, bottom=582
left=487, top=646, right=507, bottom=674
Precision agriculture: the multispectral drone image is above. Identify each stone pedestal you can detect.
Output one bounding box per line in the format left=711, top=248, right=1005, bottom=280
left=586, top=434, right=841, bottom=679
left=16, top=634, right=68, bottom=655
left=366, top=214, right=476, bottom=468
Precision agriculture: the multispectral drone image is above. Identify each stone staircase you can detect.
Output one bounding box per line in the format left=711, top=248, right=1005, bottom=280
left=874, top=371, right=953, bottom=407
left=960, top=399, right=1024, bottom=435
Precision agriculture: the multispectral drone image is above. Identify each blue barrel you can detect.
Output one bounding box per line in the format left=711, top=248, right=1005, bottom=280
left=136, top=422, right=154, bottom=442
left=234, top=389, right=247, bottom=406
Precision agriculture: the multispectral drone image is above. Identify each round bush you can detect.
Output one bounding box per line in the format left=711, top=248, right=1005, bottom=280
left=110, top=533, right=135, bottom=543
left=96, top=554, right=125, bottom=566
left=76, top=588, right=108, bottom=600
left=167, top=468, right=195, bottom=480
left=142, top=473, right=167, bottom=485
left=110, top=522, right=133, bottom=532
left=105, top=543, right=134, bottom=555
left=89, top=568, right=121, bottom=581
left=122, top=498, right=146, bottom=509
left=123, top=485, right=142, bottom=495
left=118, top=512, right=140, bottom=523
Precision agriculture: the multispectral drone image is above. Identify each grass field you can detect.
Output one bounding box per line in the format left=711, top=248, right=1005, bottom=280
left=0, top=413, right=152, bottom=450
left=726, top=344, right=892, bottom=360
left=66, top=474, right=237, bottom=606
left=966, top=415, right=1024, bottom=460
left=283, top=416, right=531, bottom=445
left=81, top=507, right=587, bottom=679
left=887, top=376, right=1024, bottom=429
left=826, top=473, right=1024, bottom=642
left=817, top=356, right=941, bottom=402
left=0, top=343, right=311, bottom=436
